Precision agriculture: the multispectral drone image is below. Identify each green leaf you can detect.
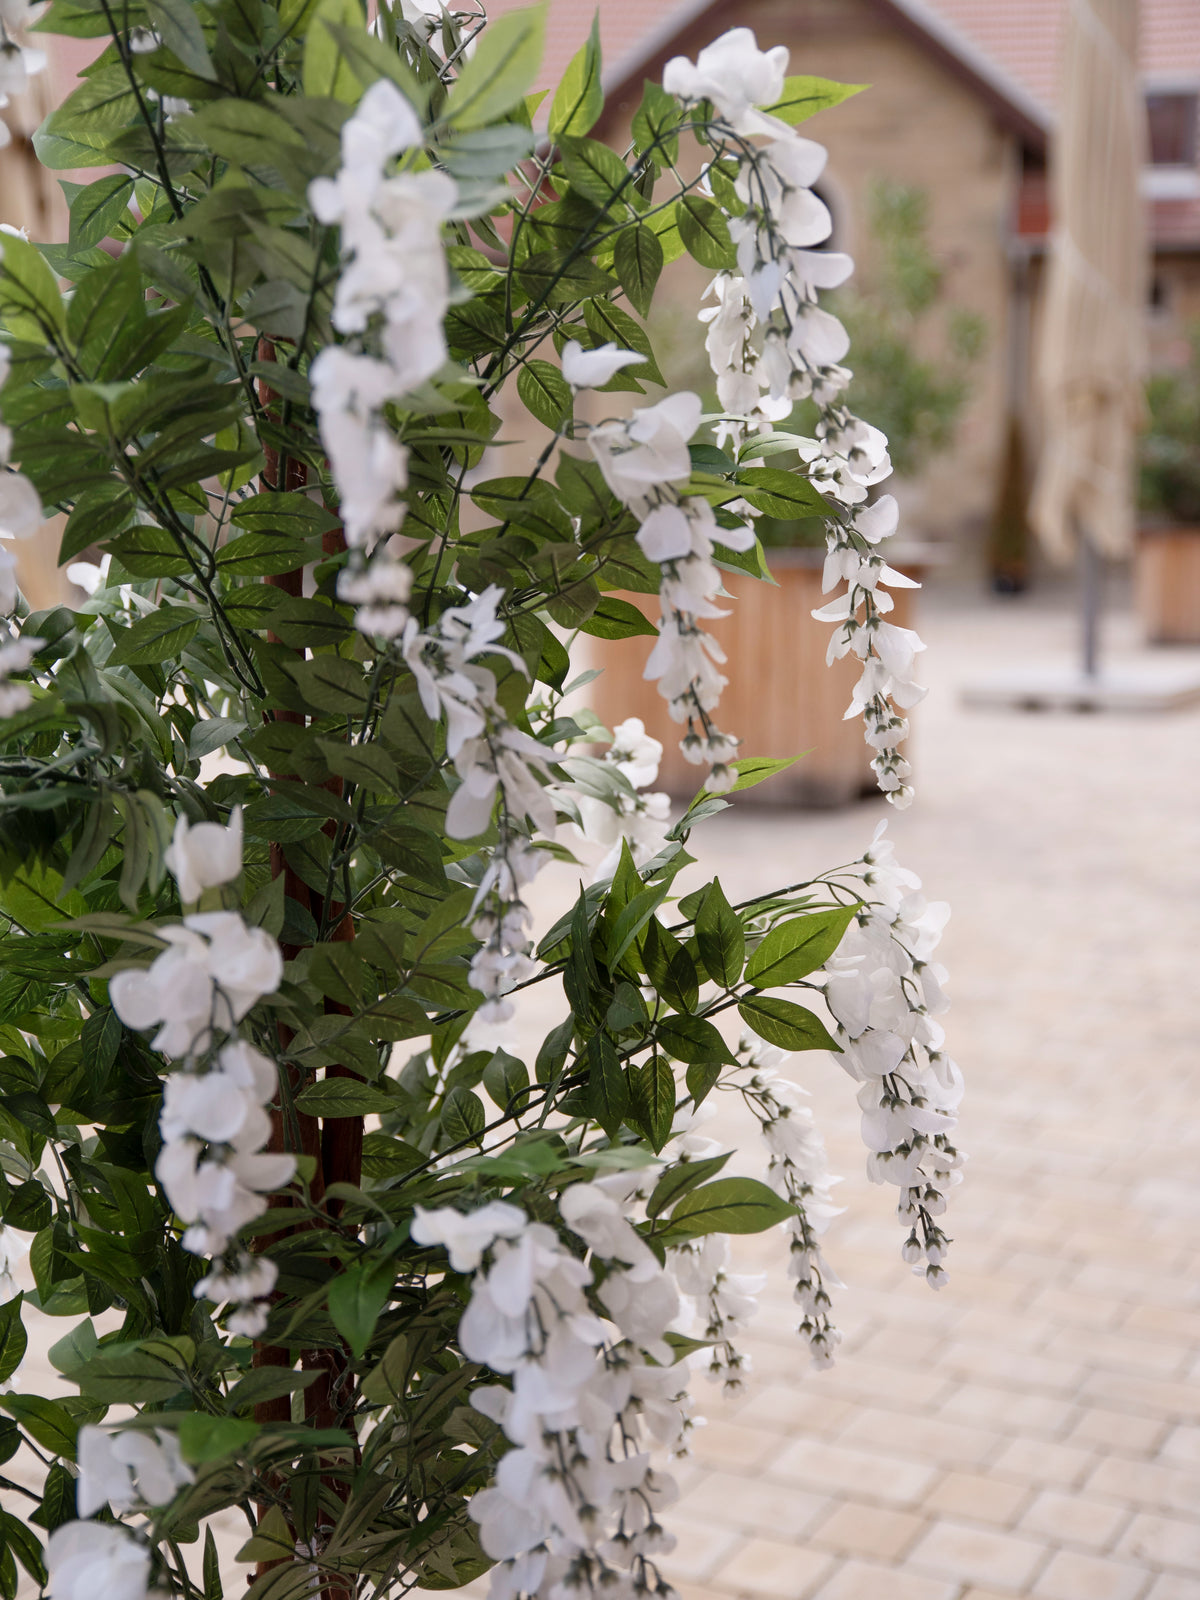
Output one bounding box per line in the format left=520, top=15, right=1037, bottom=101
left=613, top=224, right=663, bottom=318
left=517, top=359, right=571, bottom=431
left=581, top=298, right=663, bottom=385
left=631, top=80, right=681, bottom=163
left=328, top=1262, right=393, bottom=1359
left=763, top=74, right=865, bottom=126
left=0, top=1297, right=25, bottom=1386
left=0, top=1510, right=44, bottom=1586
left=441, top=1085, right=486, bottom=1146
left=178, top=1414, right=260, bottom=1466
left=548, top=13, right=602, bottom=138
left=226, top=1367, right=320, bottom=1412
left=1, top=1395, right=76, bottom=1458
left=745, top=905, right=859, bottom=989
left=108, top=605, right=199, bottom=666
left=696, top=879, right=744, bottom=989
left=736, top=466, right=832, bottom=519
left=646, top=1150, right=731, bottom=1218
left=144, top=0, right=215, bottom=78
left=295, top=1079, right=394, bottom=1118
left=302, top=0, right=366, bottom=101
left=685, top=1057, right=721, bottom=1109
left=655, top=1013, right=733, bottom=1068
left=0, top=234, right=65, bottom=337
left=578, top=596, right=657, bottom=641
left=700, top=755, right=800, bottom=798
left=483, top=1048, right=529, bottom=1112
left=627, top=1055, right=675, bottom=1152
left=68, top=174, right=134, bottom=249
left=444, top=5, right=545, bottom=129
left=27, top=1462, right=74, bottom=1532
left=668, top=1176, right=795, bottom=1238
left=76, top=1351, right=187, bottom=1405
left=678, top=196, right=736, bottom=269
left=558, top=136, right=630, bottom=206
left=738, top=995, right=840, bottom=1053
left=585, top=1033, right=627, bottom=1141
left=281, top=655, right=369, bottom=715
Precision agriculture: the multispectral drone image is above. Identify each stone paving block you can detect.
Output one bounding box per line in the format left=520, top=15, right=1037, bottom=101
left=1067, top=1406, right=1166, bottom=1457
left=1031, top=1550, right=1149, bottom=1600
left=707, top=1537, right=836, bottom=1599
left=677, top=1472, right=830, bottom=1541
left=1145, top=1576, right=1200, bottom=1600
left=906, top=1518, right=1050, bottom=1589
left=1079, top=1371, right=1200, bottom=1424
left=1122, top=1303, right=1200, bottom=1344
left=1085, top=1454, right=1200, bottom=1515
left=808, top=1499, right=926, bottom=1561
left=1159, top=1423, right=1200, bottom=1465
left=769, top=1438, right=938, bottom=1508
left=939, top=1382, right=1079, bottom=1437
left=690, top=1418, right=789, bottom=1474
left=1117, top=1510, right=1200, bottom=1568
left=1019, top=1488, right=1129, bottom=1551
left=732, top=1384, right=854, bottom=1440
left=922, top=1470, right=1031, bottom=1527
left=809, top=1358, right=952, bottom=1412
left=656, top=1517, right=743, bottom=1583
left=810, top=1559, right=958, bottom=1600
left=1042, top=1325, right=1192, bottom=1380
left=838, top=1405, right=999, bottom=1467
left=940, top=1339, right=1086, bottom=1397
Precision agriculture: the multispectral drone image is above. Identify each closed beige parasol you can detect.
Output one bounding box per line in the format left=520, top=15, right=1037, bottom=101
left=1030, top=0, right=1147, bottom=568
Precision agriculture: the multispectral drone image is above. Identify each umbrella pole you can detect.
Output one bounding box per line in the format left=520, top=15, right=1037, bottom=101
left=1080, top=524, right=1101, bottom=678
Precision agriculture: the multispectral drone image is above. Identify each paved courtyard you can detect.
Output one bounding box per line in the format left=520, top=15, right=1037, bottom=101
left=630, top=588, right=1200, bottom=1600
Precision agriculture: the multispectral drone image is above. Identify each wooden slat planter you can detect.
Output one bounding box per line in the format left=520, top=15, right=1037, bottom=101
left=1136, top=528, right=1200, bottom=644
left=586, top=550, right=921, bottom=808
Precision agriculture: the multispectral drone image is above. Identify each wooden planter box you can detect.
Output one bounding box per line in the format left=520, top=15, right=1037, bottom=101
left=586, top=550, right=921, bottom=808
left=1137, top=527, right=1200, bottom=644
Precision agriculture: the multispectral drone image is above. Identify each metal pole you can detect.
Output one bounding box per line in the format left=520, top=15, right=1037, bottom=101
left=1080, top=525, right=1101, bottom=678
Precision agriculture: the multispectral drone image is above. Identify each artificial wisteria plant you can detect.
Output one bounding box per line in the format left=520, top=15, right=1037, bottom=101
left=0, top=6, right=962, bottom=1599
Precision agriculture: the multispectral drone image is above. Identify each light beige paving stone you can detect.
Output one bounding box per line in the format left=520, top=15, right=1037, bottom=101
left=707, top=1537, right=836, bottom=1599
left=939, top=1382, right=1078, bottom=1437
left=1078, top=1372, right=1200, bottom=1423
left=807, top=1499, right=926, bottom=1561
left=677, top=1472, right=831, bottom=1541
left=732, top=1383, right=855, bottom=1439
left=810, top=1559, right=957, bottom=1600
left=1122, top=1304, right=1200, bottom=1344
left=1085, top=1454, right=1200, bottom=1515
left=690, top=1418, right=789, bottom=1473
left=1020, top=1488, right=1129, bottom=1550
left=922, top=1470, right=1032, bottom=1527
left=769, top=1438, right=939, bottom=1508
left=1067, top=1407, right=1167, bottom=1457
left=837, top=1405, right=999, bottom=1468
left=1158, top=1423, right=1200, bottom=1465
left=990, top=1437, right=1099, bottom=1490
left=1117, top=1510, right=1200, bottom=1568
left=1041, top=1325, right=1192, bottom=1381
left=656, top=1518, right=744, bottom=1583
left=940, top=1339, right=1086, bottom=1397
left=1031, top=1551, right=1149, bottom=1600
left=906, top=1517, right=1050, bottom=1589
left=1145, top=1576, right=1200, bottom=1600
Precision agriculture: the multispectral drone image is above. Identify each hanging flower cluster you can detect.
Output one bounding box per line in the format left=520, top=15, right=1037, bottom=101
left=562, top=716, right=671, bottom=883
left=310, top=74, right=456, bottom=593
left=413, top=1184, right=690, bottom=1600
left=730, top=1034, right=843, bottom=1365
left=109, top=812, right=289, bottom=1336
left=670, top=1232, right=765, bottom=1395
left=671, top=29, right=925, bottom=805
left=822, top=823, right=963, bottom=1283
left=76, top=1427, right=193, bottom=1519
left=403, top=587, right=556, bottom=1020
left=588, top=392, right=754, bottom=792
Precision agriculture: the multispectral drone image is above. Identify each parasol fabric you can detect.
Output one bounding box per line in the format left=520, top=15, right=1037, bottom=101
left=1030, top=0, right=1147, bottom=563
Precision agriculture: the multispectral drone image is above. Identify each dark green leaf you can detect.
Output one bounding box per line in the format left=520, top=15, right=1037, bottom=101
left=329, top=1262, right=393, bottom=1359
left=108, top=605, right=199, bottom=666
left=678, top=196, right=736, bottom=269
left=548, top=14, right=602, bottom=138
left=585, top=1033, right=627, bottom=1140
left=441, top=1085, right=485, bottom=1146
left=0, top=1298, right=25, bottom=1386
left=695, top=879, right=744, bottom=989
left=738, top=996, right=840, bottom=1053
left=668, top=1176, right=795, bottom=1238
left=745, top=905, right=859, bottom=989
left=655, top=1013, right=732, bottom=1068
left=177, top=1414, right=260, bottom=1465
left=613, top=224, right=663, bottom=318
left=295, top=1079, right=394, bottom=1118
left=68, top=174, right=134, bottom=249
left=517, top=359, right=571, bottom=431
left=646, top=1150, right=731, bottom=1218
left=627, top=1055, right=675, bottom=1152
left=736, top=466, right=832, bottom=519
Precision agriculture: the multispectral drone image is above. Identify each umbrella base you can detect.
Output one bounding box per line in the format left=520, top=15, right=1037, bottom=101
left=961, top=661, right=1200, bottom=713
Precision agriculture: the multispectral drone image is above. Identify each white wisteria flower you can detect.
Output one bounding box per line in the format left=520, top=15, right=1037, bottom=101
left=663, top=27, right=789, bottom=135
left=164, top=807, right=243, bottom=905
left=45, top=1521, right=153, bottom=1600
left=560, top=339, right=645, bottom=390
left=76, top=1427, right=193, bottom=1518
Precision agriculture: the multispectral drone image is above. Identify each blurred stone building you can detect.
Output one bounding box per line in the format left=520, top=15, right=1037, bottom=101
left=489, top=0, right=1200, bottom=573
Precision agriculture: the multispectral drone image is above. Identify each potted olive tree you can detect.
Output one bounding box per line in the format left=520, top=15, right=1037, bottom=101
left=1137, top=325, right=1200, bottom=643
